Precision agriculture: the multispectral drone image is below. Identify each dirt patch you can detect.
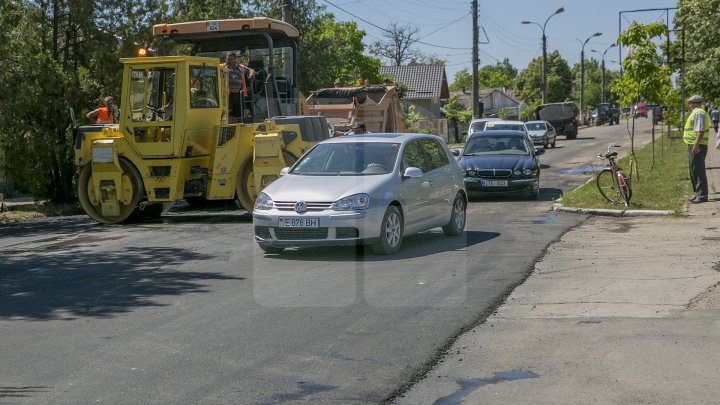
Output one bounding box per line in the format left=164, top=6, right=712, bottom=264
left=687, top=282, right=720, bottom=310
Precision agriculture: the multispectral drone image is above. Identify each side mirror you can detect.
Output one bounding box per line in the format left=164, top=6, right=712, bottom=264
left=402, top=167, right=423, bottom=179
left=279, top=167, right=290, bottom=176
left=451, top=149, right=460, bottom=157
left=534, top=148, right=545, bottom=156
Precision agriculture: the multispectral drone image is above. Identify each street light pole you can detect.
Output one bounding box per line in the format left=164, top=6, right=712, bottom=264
left=521, top=7, right=564, bottom=104
left=579, top=32, right=602, bottom=123
left=591, top=44, right=616, bottom=103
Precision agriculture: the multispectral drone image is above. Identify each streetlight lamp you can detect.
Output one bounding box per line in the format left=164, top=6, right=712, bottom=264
left=579, top=32, right=602, bottom=123
left=522, top=7, right=564, bottom=104
left=591, top=43, right=616, bottom=103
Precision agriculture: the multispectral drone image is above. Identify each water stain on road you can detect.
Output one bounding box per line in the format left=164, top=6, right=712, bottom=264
left=263, top=382, right=338, bottom=404
left=533, top=214, right=557, bottom=224
left=432, top=371, right=539, bottom=405
left=558, top=165, right=602, bottom=175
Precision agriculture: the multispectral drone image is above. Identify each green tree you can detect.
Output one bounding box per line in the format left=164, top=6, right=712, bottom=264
left=449, top=68, right=472, bottom=92
left=675, top=0, right=720, bottom=103
left=441, top=96, right=472, bottom=123
left=610, top=22, right=670, bottom=108
left=571, top=58, right=603, bottom=112
left=514, top=51, right=572, bottom=106
left=299, top=19, right=380, bottom=91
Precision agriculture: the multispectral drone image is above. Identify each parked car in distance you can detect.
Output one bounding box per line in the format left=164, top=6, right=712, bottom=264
left=524, top=120, right=556, bottom=148
left=253, top=133, right=467, bottom=255
left=457, top=130, right=544, bottom=200
left=634, top=103, right=648, bottom=118
left=467, top=117, right=501, bottom=133
left=482, top=120, right=532, bottom=145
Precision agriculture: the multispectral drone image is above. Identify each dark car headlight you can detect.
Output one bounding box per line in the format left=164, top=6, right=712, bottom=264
left=524, top=168, right=533, bottom=176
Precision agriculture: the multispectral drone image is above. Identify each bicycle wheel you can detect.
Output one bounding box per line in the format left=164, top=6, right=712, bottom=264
left=596, top=168, right=623, bottom=204
left=617, top=172, right=631, bottom=206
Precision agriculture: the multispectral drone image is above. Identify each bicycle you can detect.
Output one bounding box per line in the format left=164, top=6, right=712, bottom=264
left=596, top=144, right=632, bottom=207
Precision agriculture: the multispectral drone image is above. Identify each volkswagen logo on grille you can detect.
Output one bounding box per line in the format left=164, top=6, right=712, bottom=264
left=294, top=201, right=308, bottom=213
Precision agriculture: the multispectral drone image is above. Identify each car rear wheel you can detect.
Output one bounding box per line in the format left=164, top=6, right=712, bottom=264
left=442, top=195, right=466, bottom=236
left=372, top=206, right=403, bottom=255
left=551, top=137, right=556, bottom=148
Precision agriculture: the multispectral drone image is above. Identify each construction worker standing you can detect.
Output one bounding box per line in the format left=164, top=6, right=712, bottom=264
left=86, top=96, right=116, bottom=124
left=684, top=95, right=710, bottom=204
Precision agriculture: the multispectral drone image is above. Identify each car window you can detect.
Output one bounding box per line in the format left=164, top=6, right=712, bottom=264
left=465, top=136, right=529, bottom=156
left=401, top=140, right=427, bottom=172
left=419, top=138, right=449, bottom=171
left=469, top=121, right=485, bottom=132
left=291, top=142, right=398, bottom=175
left=525, top=123, right=547, bottom=131
left=485, top=123, right=526, bottom=132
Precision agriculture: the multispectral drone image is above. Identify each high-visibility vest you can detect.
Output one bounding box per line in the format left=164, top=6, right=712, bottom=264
left=96, top=107, right=113, bottom=124
left=683, top=108, right=710, bottom=145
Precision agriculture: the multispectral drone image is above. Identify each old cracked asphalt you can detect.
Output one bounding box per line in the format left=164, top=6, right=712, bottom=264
left=396, top=141, right=720, bottom=404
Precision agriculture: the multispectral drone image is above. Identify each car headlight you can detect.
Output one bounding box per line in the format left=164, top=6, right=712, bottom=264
left=332, top=193, right=370, bottom=210
left=467, top=170, right=476, bottom=176
left=513, top=169, right=522, bottom=176
left=254, top=192, right=274, bottom=210
left=523, top=168, right=533, bottom=176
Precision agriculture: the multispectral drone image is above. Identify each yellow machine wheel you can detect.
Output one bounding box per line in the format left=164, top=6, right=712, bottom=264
left=236, top=151, right=296, bottom=213
left=77, top=159, right=144, bottom=224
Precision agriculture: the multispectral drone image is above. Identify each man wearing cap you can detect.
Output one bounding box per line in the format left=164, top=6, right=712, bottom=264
left=684, top=95, right=710, bottom=203
left=351, top=122, right=367, bottom=135
left=221, top=52, right=255, bottom=122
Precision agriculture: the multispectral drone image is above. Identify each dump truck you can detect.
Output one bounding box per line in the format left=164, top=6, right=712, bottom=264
left=73, top=18, right=331, bottom=224
left=305, top=85, right=406, bottom=135
left=534, top=102, right=578, bottom=139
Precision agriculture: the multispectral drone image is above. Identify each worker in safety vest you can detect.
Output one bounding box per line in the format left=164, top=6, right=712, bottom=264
left=221, top=52, right=255, bottom=122
left=684, top=94, right=710, bottom=203
left=86, top=96, right=115, bottom=124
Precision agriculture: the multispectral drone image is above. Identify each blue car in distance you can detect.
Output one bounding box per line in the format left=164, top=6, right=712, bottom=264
left=456, top=130, right=544, bottom=199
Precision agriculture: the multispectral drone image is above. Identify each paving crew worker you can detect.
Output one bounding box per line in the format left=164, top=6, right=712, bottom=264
left=684, top=95, right=710, bottom=204
left=221, top=52, right=255, bottom=122
left=86, top=96, right=116, bottom=124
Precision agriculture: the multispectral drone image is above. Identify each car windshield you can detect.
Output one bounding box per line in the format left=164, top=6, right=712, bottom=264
left=525, top=123, right=547, bottom=131
left=484, top=123, right=526, bottom=133
left=469, top=122, right=487, bottom=132
left=464, top=136, right=529, bottom=156
left=290, top=142, right=400, bottom=176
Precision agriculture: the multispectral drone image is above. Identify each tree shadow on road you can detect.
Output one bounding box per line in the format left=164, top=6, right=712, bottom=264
left=0, top=246, right=244, bottom=320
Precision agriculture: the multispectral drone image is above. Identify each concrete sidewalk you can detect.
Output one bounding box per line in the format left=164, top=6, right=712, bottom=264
left=396, top=144, right=720, bottom=403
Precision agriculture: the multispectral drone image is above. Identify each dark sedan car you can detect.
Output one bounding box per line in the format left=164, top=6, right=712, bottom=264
left=457, top=130, right=544, bottom=199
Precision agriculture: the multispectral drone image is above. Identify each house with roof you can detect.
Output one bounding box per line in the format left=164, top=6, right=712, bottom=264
left=379, top=65, right=450, bottom=119
left=450, top=87, right=524, bottom=119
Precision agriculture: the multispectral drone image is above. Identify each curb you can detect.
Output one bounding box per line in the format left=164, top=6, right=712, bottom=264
left=551, top=203, right=674, bottom=217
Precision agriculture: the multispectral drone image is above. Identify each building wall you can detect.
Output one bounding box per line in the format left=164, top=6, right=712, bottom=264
left=404, top=99, right=443, bottom=120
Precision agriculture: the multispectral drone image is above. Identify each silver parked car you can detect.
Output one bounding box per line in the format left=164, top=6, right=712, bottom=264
left=524, top=120, right=557, bottom=148
left=253, top=134, right=467, bottom=255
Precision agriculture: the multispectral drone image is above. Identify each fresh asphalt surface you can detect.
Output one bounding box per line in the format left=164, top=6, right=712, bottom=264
left=0, top=120, right=654, bottom=404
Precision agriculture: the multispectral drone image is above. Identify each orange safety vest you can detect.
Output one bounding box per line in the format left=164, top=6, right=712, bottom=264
left=96, top=107, right=113, bottom=124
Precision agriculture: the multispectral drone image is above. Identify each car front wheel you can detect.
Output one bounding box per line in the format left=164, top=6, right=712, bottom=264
left=372, top=206, right=403, bottom=255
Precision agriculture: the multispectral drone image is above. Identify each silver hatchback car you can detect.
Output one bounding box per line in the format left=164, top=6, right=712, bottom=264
left=253, top=134, right=467, bottom=255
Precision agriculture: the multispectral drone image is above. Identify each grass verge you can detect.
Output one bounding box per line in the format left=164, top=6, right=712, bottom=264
left=558, top=132, right=690, bottom=214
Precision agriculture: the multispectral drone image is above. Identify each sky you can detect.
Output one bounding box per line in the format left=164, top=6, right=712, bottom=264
left=318, top=0, right=678, bottom=85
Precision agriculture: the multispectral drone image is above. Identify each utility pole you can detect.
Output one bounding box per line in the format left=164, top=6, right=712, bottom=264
left=281, top=0, right=294, bottom=88
left=282, top=0, right=293, bottom=25
left=472, top=0, right=479, bottom=119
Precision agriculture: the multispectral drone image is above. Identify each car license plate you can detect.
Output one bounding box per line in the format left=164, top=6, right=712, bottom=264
left=278, top=217, right=319, bottom=228
left=480, top=179, right=508, bottom=187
